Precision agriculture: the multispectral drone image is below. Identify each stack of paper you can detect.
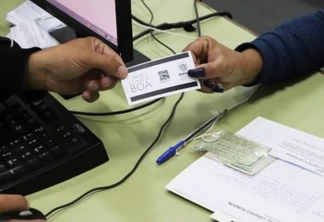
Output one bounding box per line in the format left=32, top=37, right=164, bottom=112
left=6, top=21, right=59, bottom=49
left=6, top=0, right=66, bottom=49
left=167, top=117, right=324, bottom=222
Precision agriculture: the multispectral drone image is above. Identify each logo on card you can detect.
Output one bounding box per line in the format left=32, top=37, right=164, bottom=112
left=178, top=63, right=188, bottom=72
left=178, top=63, right=188, bottom=76
left=128, top=73, right=153, bottom=93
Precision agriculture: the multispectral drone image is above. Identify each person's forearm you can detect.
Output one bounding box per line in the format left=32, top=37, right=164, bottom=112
left=24, top=50, right=47, bottom=91
left=236, top=9, right=324, bottom=85
left=235, top=48, right=263, bottom=86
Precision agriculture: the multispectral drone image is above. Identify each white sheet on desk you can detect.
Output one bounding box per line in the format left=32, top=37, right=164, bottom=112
left=6, top=0, right=46, bottom=25
left=7, top=20, right=59, bottom=49
left=35, top=14, right=66, bottom=33
left=239, top=117, right=324, bottom=177
left=166, top=117, right=324, bottom=222
left=6, top=0, right=65, bottom=32
left=210, top=210, right=244, bottom=222
left=167, top=155, right=322, bottom=222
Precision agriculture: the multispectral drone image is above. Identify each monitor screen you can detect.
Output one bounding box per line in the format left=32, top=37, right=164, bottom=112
left=31, top=0, right=134, bottom=62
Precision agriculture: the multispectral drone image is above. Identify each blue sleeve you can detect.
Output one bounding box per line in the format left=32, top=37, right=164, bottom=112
left=235, top=9, right=324, bottom=85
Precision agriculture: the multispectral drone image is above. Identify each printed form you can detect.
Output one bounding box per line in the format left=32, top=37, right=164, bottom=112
left=166, top=117, right=324, bottom=222
left=240, top=117, right=324, bottom=176
left=5, top=0, right=65, bottom=49
left=7, top=21, right=59, bottom=49
left=6, top=0, right=65, bottom=32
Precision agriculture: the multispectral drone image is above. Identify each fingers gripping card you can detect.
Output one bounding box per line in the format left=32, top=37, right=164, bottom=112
left=121, top=51, right=201, bottom=105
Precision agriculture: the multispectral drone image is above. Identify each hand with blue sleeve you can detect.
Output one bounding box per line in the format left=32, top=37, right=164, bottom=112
left=184, top=9, right=324, bottom=92
left=183, top=36, right=263, bottom=93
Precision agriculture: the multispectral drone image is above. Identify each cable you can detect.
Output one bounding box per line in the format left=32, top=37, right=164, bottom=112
left=46, top=0, right=218, bottom=218
left=140, top=0, right=176, bottom=54
left=227, top=86, right=259, bottom=111
left=134, top=23, right=241, bottom=46
left=132, top=11, right=232, bottom=41
left=193, top=0, right=201, bottom=37
left=134, top=23, right=196, bottom=40
left=70, top=1, right=182, bottom=117
left=70, top=98, right=162, bottom=116
left=45, top=1, right=183, bottom=219
left=69, top=2, right=172, bottom=117
left=133, top=1, right=202, bottom=41
left=70, top=1, right=224, bottom=117
left=44, top=93, right=184, bottom=218
left=190, top=86, right=260, bottom=142
left=132, top=11, right=232, bottom=29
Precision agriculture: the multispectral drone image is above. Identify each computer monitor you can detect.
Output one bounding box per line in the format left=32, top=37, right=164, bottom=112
left=31, top=0, right=149, bottom=65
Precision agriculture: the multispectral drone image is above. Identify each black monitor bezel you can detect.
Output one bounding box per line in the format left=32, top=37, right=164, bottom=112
left=30, top=0, right=134, bottom=62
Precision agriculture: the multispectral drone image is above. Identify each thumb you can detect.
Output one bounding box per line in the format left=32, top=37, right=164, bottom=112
left=0, top=195, right=29, bottom=213
left=188, top=63, right=222, bottom=80
left=85, top=53, right=128, bottom=79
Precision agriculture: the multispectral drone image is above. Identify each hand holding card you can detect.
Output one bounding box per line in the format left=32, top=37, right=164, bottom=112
left=121, top=51, right=201, bottom=105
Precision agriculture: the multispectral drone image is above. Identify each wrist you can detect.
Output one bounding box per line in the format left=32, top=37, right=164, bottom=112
left=24, top=50, right=46, bottom=91
left=236, top=48, right=263, bottom=85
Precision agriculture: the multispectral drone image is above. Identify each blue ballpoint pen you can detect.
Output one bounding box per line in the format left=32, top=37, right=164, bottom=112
left=156, top=109, right=228, bottom=165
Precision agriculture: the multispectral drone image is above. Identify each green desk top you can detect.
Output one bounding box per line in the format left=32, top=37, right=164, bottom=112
left=0, top=0, right=22, bottom=35
left=2, top=1, right=324, bottom=222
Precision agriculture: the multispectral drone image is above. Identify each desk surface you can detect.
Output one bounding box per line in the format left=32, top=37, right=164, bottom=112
left=2, top=1, right=324, bottom=222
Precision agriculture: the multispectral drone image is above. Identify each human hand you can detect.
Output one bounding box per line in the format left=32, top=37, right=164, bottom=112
left=25, top=37, right=128, bottom=102
left=0, top=194, right=45, bottom=222
left=183, top=36, right=263, bottom=93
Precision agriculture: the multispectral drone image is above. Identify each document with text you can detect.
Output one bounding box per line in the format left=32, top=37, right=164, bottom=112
left=7, top=20, right=59, bottom=49
left=166, top=117, right=324, bottom=222
left=6, top=0, right=65, bottom=32
left=239, top=117, right=324, bottom=176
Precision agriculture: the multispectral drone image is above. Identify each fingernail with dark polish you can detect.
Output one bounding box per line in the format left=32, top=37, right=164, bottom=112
left=212, top=85, right=224, bottom=93
left=203, top=80, right=215, bottom=89
left=203, top=81, right=224, bottom=93
left=188, top=68, right=206, bottom=78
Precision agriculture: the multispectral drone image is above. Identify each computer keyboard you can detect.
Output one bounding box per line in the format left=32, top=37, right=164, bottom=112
left=0, top=91, right=108, bottom=195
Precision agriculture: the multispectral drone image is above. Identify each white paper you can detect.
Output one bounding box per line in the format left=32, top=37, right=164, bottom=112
left=7, top=20, right=59, bottom=49
left=6, top=0, right=48, bottom=25
left=166, top=117, right=324, bottom=222
left=121, top=51, right=201, bottom=105
left=239, top=117, right=324, bottom=176
left=5, top=12, right=21, bottom=25
left=6, top=0, right=65, bottom=32
left=36, top=14, right=66, bottom=32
